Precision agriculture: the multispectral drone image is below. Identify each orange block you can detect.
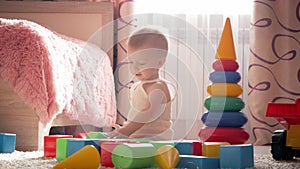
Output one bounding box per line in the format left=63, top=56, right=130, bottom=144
left=155, top=145, right=179, bottom=169
left=203, top=142, right=230, bottom=158
left=53, top=145, right=100, bottom=169
left=215, top=18, right=236, bottom=60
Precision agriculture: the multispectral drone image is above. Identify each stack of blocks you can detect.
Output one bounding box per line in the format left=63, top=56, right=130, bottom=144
left=199, top=17, right=249, bottom=144
left=100, top=140, right=129, bottom=167
left=44, top=135, right=73, bottom=158
left=44, top=132, right=254, bottom=169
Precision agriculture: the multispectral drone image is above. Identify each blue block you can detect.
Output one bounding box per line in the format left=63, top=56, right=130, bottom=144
left=220, top=144, right=254, bottom=169
left=177, top=155, right=219, bottom=169
left=0, top=133, right=16, bottom=153
left=67, top=139, right=101, bottom=156
left=174, top=141, right=193, bottom=155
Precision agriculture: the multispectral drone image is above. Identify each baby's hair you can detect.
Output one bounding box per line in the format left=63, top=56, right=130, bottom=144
left=127, top=27, right=169, bottom=53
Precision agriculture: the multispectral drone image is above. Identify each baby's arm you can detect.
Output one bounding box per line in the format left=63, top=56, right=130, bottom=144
left=109, top=121, right=144, bottom=138
left=118, top=121, right=144, bottom=136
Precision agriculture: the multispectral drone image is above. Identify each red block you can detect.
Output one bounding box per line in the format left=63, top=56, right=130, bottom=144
left=192, top=141, right=203, bottom=156
left=76, top=133, right=88, bottom=139
left=44, top=135, right=73, bottom=158
left=100, top=140, right=131, bottom=167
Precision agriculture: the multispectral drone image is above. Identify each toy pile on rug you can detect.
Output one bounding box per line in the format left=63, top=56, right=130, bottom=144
left=1, top=131, right=254, bottom=169
left=1, top=134, right=300, bottom=169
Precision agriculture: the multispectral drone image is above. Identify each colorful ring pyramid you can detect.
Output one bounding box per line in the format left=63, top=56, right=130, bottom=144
left=198, top=18, right=249, bottom=144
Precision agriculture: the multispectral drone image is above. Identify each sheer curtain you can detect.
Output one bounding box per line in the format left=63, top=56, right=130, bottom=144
left=114, top=0, right=254, bottom=140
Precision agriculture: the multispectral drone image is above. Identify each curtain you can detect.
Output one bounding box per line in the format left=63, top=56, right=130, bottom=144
left=113, top=0, right=253, bottom=140
left=113, top=0, right=135, bottom=125
left=115, top=0, right=262, bottom=142
left=248, top=0, right=300, bottom=145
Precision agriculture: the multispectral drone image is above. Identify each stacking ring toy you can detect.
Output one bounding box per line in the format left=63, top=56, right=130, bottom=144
left=212, top=59, right=239, bottom=71
left=209, top=71, right=241, bottom=83
left=201, top=111, right=248, bottom=127
left=198, top=127, right=249, bottom=144
left=207, top=83, right=243, bottom=97
left=204, top=96, right=245, bottom=112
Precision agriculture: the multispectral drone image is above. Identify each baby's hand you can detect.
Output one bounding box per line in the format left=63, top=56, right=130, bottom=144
left=107, top=124, right=128, bottom=139
left=108, top=128, right=119, bottom=139
left=112, top=124, right=121, bottom=129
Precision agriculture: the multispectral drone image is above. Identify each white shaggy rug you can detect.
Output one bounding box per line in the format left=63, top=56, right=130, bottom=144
left=0, top=146, right=300, bottom=169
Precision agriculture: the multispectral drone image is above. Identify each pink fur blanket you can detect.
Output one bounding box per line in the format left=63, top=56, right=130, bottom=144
left=0, top=18, right=116, bottom=127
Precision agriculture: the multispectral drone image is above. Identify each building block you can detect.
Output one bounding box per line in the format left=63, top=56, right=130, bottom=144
left=174, top=140, right=193, bottom=155
left=203, top=142, right=230, bottom=158
left=0, top=133, right=16, bottom=153
left=56, top=138, right=74, bottom=161
left=150, top=140, right=175, bottom=150
left=130, top=138, right=151, bottom=143
left=155, top=145, right=179, bottom=169
left=44, top=135, right=73, bottom=158
left=86, top=132, right=108, bottom=139
left=176, top=155, right=219, bottom=169
left=67, top=139, right=101, bottom=157
left=100, top=140, right=130, bottom=168
left=76, top=133, right=88, bottom=139
left=220, top=144, right=254, bottom=169
left=192, top=141, right=203, bottom=156
left=53, top=145, right=100, bottom=169
left=149, top=141, right=175, bottom=168
left=112, top=143, right=155, bottom=169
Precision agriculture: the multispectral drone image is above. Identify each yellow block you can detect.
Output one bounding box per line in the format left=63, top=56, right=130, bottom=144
left=207, top=83, right=243, bottom=97
left=53, top=145, right=100, bottom=169
left=286, top=125, right=300, bottom=149
left=155, top=145, right=180, bottom=169
left=215, top=18, right=236, bottom=60
left=203, top=142, right=230, bottom=158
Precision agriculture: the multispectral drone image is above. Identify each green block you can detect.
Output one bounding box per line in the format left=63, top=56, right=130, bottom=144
left=56, top=138, right=74, bottom=161
left=112, top=143, right=155, bottom=169
left=129, top=138, right=151, bottom=143
left=150, top=140, right=175, bottom=150
left=86, top=132, right=107, bottom=139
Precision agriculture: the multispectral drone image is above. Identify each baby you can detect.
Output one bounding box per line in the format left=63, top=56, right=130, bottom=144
left=110, top=27, right=176, bottom=140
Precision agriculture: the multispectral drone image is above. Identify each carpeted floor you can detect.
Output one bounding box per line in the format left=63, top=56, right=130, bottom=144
left=0, top=146, right=299, bottom=169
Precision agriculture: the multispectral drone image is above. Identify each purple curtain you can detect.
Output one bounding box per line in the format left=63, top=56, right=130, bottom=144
left=112, top=0, right=135, bottom=125
left=248, top=0, right=300, bottom=145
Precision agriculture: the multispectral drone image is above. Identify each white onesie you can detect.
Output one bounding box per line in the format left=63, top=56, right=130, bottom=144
left=127, top=78, right=176, bottom=140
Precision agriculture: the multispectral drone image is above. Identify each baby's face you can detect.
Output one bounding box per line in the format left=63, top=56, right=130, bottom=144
left=128, top=46, right=166, bottom=80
